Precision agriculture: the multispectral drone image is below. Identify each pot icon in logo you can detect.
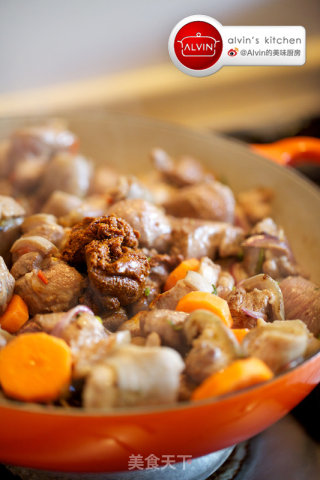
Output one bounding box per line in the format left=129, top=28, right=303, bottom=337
left=228, top=48, right=238, bottom=57
left=178, top=32, right=220, bottom=57
left=169, top=15, right=224, bottom=77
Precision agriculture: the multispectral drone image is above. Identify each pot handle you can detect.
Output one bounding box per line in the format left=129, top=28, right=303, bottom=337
left=251, top=136, right=320, bottom=166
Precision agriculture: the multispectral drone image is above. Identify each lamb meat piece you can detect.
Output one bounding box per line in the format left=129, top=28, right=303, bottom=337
left=72, top=330, right=131, bottom=377
left=227, top=287, right=274, bottom=328
left=55, top=311, right=108, bottom=356
left=102, top=308, right=128, bottom=332
left=106, top=175, right=153, bottom=203
left=41, top=191, right=82, bottom=218
left=170, top=218, right=243, bottom=259
left=22, top=223, right=65, bottom=248
left=18, top=319, right=44, bottom=334
left=89, top=166, right=120, bottom=194
left=21, top=213, right=65, bottom=247
left=151, top=148, right=209, bottom=187
left=150, top=278, right=195, bottom=310
left=136, top=309, right=188, bottom=352
left=86, top=239, right=150, bottom=310
left=11, top=157, right=47, bottom=193
left=11, top=235, right=58, bottom=263
left=8, top=124, right=78, bottom=162
left=37, top=152, right=92, bottom=201
left=163, top=181, right=235, bottom=223
left=31, top=312, right=65, bottom=332
left=280, top=276, right=320, bottom=336
left=14, top=258, right=85, bottom=316
left=127, top=279, right=160, bottom=317
left=83, top=344, right=184, bottom=408
left=59, top=195, right=110, bottom=228
left=0, top=256, right=15, bottom=314
left=237, top=187, right=273, bottom=224
left=0, top=195, right=25, bottom=219
left=242, top=319, right=315, bottom=373
left=61, top=215, right=138, bottom=266
left=18, top=312, right=65, bottom=334
left=10, top=252, right=43, bottom=280
left=151, top=270, right=212, bottom=310
left=62, top=215, right=150, bottom=310
left=147, top=252, right=182, bottom=286
left=108, top=199, right=172, bottom=252
left=263, top=254, right=302, bottom=280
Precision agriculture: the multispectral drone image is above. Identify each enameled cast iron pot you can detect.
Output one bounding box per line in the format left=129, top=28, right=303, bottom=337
left=0, top=112, right=319, bottom=473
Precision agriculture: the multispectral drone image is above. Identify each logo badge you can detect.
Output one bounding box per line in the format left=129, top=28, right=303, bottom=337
left=169, top=15, right=224, bottom=77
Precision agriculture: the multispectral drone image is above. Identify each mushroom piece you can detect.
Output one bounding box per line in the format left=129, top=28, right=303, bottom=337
left=0, top=195, right=25, bottom=262
left=242, top=319, right=319, bottom=373
left=183, top=310, right=240, bottom=384
left=83, top=344, right=184, bottom=408
left=129, top=309, right=188, bottom=352
left=239, top=273, right=285, bottom=321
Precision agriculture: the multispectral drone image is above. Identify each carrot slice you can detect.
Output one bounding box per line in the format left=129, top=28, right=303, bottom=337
left=164, top=258, right=200, bottom=291
left=191, top=357, right=274, bottom=401
left=0, top=332, right=72, bottom=402
left=232, top=328, right=250, bottom=343
left=176, top=291, right=233, bottom=328
left=0, top=294, right=29, bottom=334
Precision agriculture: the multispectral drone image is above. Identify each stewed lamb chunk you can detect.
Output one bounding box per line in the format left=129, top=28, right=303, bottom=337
left=62, top=215, right=150, bottom=310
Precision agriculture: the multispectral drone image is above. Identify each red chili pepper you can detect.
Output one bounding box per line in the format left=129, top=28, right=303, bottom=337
left=37, top=270, right=49, bottom=285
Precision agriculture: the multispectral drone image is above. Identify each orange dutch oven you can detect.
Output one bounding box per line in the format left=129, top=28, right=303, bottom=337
left=0, top=112, right=319, bottom=473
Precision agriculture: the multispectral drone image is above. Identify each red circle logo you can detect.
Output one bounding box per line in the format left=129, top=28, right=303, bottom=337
left=173, top=21, right=223, bottom=71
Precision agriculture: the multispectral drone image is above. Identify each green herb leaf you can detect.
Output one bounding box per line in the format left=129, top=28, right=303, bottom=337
left=144, top=287, right=151, bottom=297
left=212, top=284, right=217, bottom=295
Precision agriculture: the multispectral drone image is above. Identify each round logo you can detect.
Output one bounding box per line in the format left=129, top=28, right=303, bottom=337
left=169, top=15, right=224, bottom=77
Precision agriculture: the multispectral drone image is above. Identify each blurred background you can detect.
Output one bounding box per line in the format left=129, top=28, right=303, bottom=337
left=0, top=0, right=319, bottom=138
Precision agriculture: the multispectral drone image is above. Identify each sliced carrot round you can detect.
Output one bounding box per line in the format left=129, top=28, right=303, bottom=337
left=0, top=294, right=29, bottom=334
left=164, top=258, right=200, bottom=291
left=176, top=291, right=233, bottom=328
left=0, top=332, right=72, bottom=403
left=232, top=328, right=250, bottom=344
left=191, top=357, right=274, bottom=401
